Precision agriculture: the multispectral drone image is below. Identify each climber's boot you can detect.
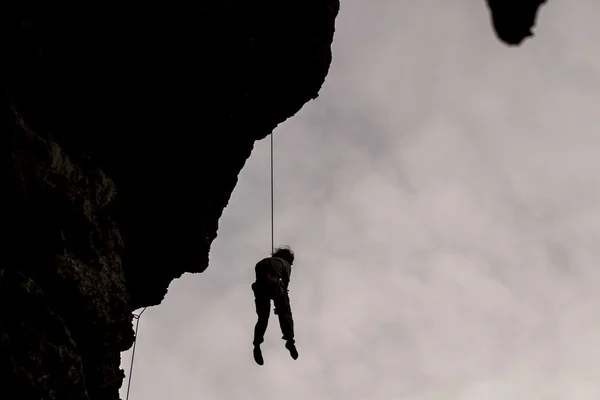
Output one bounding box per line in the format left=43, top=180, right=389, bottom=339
left=285, top=341, right=298, bottom=360
left=253, top=345, right=264, bottom=365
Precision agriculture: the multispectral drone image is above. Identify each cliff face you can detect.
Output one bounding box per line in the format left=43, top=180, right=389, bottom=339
left=1, top=0, right=339, bottom=399
left=1, top=1, right=548, bottom=399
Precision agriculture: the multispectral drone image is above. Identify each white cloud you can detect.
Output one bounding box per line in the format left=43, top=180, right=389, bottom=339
left=120, top=1, right=600, bottom=399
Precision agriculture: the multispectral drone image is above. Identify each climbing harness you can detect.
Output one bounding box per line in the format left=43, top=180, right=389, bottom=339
left=125, top=306, right=147, bottom=400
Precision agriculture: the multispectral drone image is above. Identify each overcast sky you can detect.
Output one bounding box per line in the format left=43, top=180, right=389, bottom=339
left=120, top=1, right=600, bottom=399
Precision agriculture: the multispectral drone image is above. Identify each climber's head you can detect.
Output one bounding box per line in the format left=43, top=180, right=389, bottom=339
left=272, top=246, right=294, bottom=265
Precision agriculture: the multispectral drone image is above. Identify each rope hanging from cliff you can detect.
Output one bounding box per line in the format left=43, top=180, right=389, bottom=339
left=270, top=132, right=274, bottom=254
left=125, top=306, right=147, bottom=400
left=123, top=135, right=273, bottom=398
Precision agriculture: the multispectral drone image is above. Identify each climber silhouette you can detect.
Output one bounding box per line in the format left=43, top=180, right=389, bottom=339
left=251, top=246, right=298, bottom=365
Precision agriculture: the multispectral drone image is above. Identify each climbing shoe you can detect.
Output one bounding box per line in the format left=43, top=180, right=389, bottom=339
left=253, top=346, right=264, bottom=365
left=285, top=341, right=298, bottom=360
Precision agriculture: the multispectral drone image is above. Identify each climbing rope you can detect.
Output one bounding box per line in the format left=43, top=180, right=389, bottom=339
left=121, top=134, right=274, bottom=398
left=125, top=306, right=147, bottom=400
left=270, top=132, right=274, bottom=254
left=123, top=134, right=275, bottom=398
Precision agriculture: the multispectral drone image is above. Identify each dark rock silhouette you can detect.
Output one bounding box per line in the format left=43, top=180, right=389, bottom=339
left=486, top=0, right=548, bottom=45
left=1, top=0, right=339, bottom=398
left=1, top=1, right=548, bottom=399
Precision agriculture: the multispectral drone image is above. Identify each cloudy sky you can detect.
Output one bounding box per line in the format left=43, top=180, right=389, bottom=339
left=120, top=1, right=600, bottom=399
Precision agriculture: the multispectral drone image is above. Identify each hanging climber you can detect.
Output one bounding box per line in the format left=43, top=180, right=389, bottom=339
left=251, top=245, right=298, bottom=365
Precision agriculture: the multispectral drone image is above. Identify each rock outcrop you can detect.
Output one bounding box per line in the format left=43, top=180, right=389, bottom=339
left=486, top=0, right=548, bottom=45
left=1, top=1, right=549, bottom=399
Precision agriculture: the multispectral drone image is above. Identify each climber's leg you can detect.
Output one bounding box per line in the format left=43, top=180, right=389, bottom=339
left=252, top=283, right=271, bottom=365
left=273, top=292, right=298, bottom=360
